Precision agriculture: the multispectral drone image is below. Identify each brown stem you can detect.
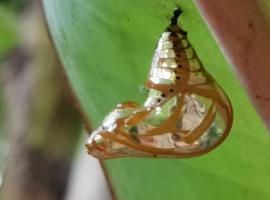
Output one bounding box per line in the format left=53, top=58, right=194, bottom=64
left=195, top=0, right=270, bottom=132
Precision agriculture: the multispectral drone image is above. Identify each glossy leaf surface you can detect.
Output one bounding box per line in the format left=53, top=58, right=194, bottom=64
left=43, top=1, right=270, bottom=199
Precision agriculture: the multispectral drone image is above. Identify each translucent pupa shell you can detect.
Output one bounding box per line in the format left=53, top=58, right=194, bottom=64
left=86, top=9, right=233, bottom=159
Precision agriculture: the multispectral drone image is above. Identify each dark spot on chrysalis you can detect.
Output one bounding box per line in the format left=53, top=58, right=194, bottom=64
left=176, top=76, right=180, bottom=80
left=169, top=89, right=174, bottom=92
left=129, top=126, right=138, bottom=134
left=129, top=126, right=141, bottom=143
left=161, top=93, right=166, bottom=97
left=170, top=32, right=177, bottom=37
left=157, top=98, right=161, bottom=102
left=178, top=64, right=182, bottom=68
left=172, top=134, right=181, bottom=141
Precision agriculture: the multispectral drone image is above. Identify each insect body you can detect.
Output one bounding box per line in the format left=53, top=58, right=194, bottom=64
left=86, top=8, right=233, bottom=159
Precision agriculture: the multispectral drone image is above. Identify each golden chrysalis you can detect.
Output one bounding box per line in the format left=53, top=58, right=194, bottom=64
left=86, top=8, right=233, bottom=159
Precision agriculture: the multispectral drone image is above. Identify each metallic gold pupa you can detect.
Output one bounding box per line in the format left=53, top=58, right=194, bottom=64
left=86, top=8, right=233, bottom=159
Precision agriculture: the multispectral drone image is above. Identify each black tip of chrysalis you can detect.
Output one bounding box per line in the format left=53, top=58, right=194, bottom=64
left=170, top=7, right=183, bottom=26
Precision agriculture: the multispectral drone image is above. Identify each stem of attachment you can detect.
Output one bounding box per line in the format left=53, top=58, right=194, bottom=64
left=170, top=7, right=183, bottom=26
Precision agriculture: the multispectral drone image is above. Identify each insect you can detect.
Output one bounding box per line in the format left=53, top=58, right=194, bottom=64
left=86, top=8, right=233, bottom=159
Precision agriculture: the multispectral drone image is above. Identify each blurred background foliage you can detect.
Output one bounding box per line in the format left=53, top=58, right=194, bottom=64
left=0, top=6, right=17, bottom=56
left=0, top=1, right=111, bottom=200
left=0, top=0, right=18, bottom=190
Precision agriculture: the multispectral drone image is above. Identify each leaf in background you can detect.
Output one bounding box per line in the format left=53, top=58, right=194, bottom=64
left=43, top=1, right=270, bottom=199
left=0, top=5, right=17, bottom=55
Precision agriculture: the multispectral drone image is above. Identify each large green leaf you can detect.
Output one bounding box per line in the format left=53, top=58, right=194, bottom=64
left=43, top=1, right=270, bottom=199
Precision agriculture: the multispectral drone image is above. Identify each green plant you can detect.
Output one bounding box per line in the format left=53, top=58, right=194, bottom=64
left=43, top=1, right=270, bottom=199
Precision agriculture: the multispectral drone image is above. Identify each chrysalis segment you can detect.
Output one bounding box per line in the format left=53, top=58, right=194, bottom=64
left=86, top=10, right=233, bottom=159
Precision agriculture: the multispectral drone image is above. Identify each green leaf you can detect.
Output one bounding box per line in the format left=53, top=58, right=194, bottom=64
left=0, top=5, right=17, bottom=55
left=43, top=1, right=270, bottom=199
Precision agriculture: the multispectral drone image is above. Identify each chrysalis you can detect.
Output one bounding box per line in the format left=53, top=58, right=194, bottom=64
left=86, top=8, right=233, bottom=159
